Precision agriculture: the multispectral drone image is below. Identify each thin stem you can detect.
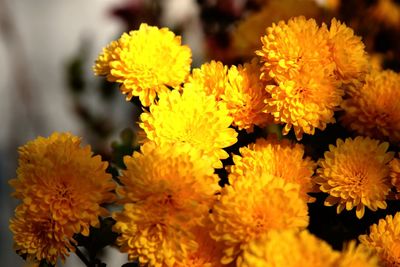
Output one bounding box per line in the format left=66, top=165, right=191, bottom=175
left=74, top=246, right=92, bottom=267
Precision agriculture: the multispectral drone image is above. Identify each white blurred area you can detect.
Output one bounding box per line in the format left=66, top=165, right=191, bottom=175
left=1, top=0, right=132, bottom=266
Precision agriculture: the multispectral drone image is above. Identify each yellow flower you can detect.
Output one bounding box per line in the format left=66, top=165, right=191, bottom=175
left=229, top=137, right=317, bottom=203
left=338, top=241, right=379, bottom=267
left=341, top=70, right=400, bottom=143
left=239, top=230, right=339, bottom=267
left=117, top=141, right=220, bottom=226
left=257, top=16, right=333, bottom=83
left=139, top=89, right=238, bottom=168
left=113, top=204, right=197, bottom=267
left=231, top=0, right=319, bottom=59
left=185, top=60, right=228, bottom=100
left=114, top=142, right=220, bottom=266
left=316, top=136, right=394, bottom=219
left=359, top=212, right=400, bottom=266
left=174, top=219, right=226, bottom=267
left=257, top=17, right=343, bottom=140
left=328, top=19, right=370, bottom=85
left=210, top=175, right=309, bottom=264
left=390, top=156, right=400, bottom=197
left=9, top=132, right=116, bottom=236
left=222, top=60, right=273, bottom=132
left=93, top=23, right=192, bottom=106
left=9, top=206, right=76, bottom=265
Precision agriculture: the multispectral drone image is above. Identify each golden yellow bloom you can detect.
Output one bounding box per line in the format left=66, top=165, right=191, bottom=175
left=390, top=156, right=400, bottom=197
left=338, top=241, right=379, bottom=267
left=360, top=212, right=400, bottom=266
left=114, top=142, right=220, bottom=266
left=239, top=230, right=339, bottom=267
left=257, top=17, right=343, bottom=139
left=328, top=19, right=370, bottom=85
left=316, top=137, right=394, bottom=219
left=231, top=0, right=319, bottom=59
left=9, top=132, right=116, bottom=236
left=265, top=66, right=342, bottom=140
left=185, top=60, right=228, bottom=100
left=139, top=89, right=238, bottom=168
left=117, top=141, right=220, bottom=226
left=113, top=204, right=197, bottom=267
left=341, top=70, right=400, bottom=143
left=175, top=219, right=226, bottom=267
left=257, top=16, right=333, bottom=83
left=229, top=137, right=317, bottom=202
left=222, top=60, right=273, bottom=132
left=94, top=23, right=192, bottom=106
left=10, top=206, right=76, bottom=265
left=210, top=175, right=309, bottom=264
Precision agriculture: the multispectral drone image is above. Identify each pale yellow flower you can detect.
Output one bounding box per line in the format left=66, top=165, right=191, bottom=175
left=140, top=89, right=237, bottom=168
left=94, top=23, right=192, bottom=106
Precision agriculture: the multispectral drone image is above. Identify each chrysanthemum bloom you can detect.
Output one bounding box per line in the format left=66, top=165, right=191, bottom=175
left=210, top=175, right=309, bottom=264
left=185, top=60, right=228, bottom=100
left=117, top=141, right=220, bottom=226
left=341, top=70, right=400, bottom=143
left=338, top=241, right=379, bottom=267
left=390, top=156, right=400, bottom=197
left=10, top=206, right=76, bottom=265
left=316, top=136, right=394, bottom=219
left=174, top=219, right=226, bottom=267
left=93, top=23, right=192, bottom=106
left=257, top=17, right=343, bottom=139
left=264, top=65, right=343, bottom=139
left=231, top=0, right=319, bottom=59
left=229, top=137, right=317, bottom=202
left=257, top=16, right=333, bottom=83
left=328, top=19, right=369, bottom=85
left=113, top=204, right=197, bottom=267
left=239, top=230, right=339, bottom=267
left=360, top=212, right=400, bottom=266
left=9, top=132, right=116, bottom=236
left=140, top=89, right=238, bottom=168
left=114, top=142, right=220, bottom=266
left=221, top=60, right=273, bottom=132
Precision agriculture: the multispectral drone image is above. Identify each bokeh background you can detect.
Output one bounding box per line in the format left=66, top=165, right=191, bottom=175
left=1, top=0, right=399, bottom=266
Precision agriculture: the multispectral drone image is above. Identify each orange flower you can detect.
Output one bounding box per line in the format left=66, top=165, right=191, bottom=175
left=316, top=136, right=393, bottom=218
left=9, top=132, right=115, bottom=235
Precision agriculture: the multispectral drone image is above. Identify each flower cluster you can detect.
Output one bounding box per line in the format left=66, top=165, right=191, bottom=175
left=9, top=13, right=400, bottom=267
left=9, top=133, right=116, bottom=264
left=256, top=16, right=368, bottom=139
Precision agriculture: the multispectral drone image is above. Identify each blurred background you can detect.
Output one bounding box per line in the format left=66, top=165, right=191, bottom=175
left=0, top=0, right=399, bottom=266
